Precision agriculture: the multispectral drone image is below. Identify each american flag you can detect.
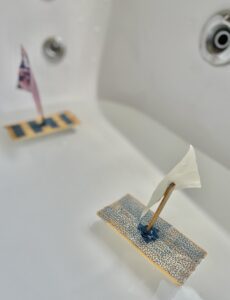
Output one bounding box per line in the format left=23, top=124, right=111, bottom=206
left=17, top=46, right=44, bottom=119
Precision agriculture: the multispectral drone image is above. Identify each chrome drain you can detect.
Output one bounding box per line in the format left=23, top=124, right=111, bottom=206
left=213, top=29, right=230, bottom=50
left=200, top=10, right=230, bottom=66
left=42, top=36, right=66, bottom=63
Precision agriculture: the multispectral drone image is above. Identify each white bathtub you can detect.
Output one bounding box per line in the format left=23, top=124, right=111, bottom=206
left=0, top=1, right=229, bottom=300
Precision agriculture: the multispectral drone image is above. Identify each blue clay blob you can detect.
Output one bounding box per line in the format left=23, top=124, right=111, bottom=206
left=138, top=223, right=159, bottom=243
left=45, top=118, right=58, bottom=128
left=28, top=121, right=43, bottom=133
left=12, top=125, right=25, bottom=137
left=29, top=118, right=59, bottom=133
left=60, top=113, right=72, bottom=125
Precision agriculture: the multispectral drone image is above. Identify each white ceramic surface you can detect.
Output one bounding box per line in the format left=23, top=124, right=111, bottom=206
left=0, top=101, right=230, bottom=300
left=0, top=0, right=111, bottom=113
left=98, top=0, right=230, bottom=168
left=0, top=1, right=230, bottom=299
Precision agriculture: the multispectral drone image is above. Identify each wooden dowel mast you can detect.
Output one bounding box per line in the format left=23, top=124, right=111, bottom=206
left=147, top=182, right=176, bottom=232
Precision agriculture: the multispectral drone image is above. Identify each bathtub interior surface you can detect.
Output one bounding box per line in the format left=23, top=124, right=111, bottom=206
left=0, top=100, right=229, bottom=300
left=1, top=0, right=229, bottom=298
left=98, top=0, right=230, bottom=169
left=0, top=0, right=111, bottom=113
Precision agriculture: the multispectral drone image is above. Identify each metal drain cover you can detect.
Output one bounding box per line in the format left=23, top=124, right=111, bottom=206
left=42, top=36, right=66, bottom=63
left=200, top=10, right=230, bottom=66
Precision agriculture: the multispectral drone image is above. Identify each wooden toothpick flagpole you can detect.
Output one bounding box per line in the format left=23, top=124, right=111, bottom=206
left=147, top=182, right=176, bottom=232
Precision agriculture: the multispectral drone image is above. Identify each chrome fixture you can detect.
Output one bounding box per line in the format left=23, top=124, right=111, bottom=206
left=200, top=10, right=230, bottom=66
left=42, top=36, right=66, bottom=63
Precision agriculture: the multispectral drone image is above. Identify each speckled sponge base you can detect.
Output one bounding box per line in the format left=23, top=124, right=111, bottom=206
left=5, top=110, right=80, bottom=141
left=97, top=194, right=207, bottom=285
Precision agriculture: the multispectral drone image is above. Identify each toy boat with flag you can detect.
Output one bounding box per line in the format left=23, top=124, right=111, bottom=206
left=5, top=46, right=80, bottom=141
left=97, top=146, right=207, bottom=285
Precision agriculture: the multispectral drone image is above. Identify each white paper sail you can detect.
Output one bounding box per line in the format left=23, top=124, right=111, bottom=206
left=142, top=145, right=201, bottom=218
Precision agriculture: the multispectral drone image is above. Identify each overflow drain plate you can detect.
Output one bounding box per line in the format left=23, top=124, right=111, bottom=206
left=200, top=10, right=230, bottom=66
